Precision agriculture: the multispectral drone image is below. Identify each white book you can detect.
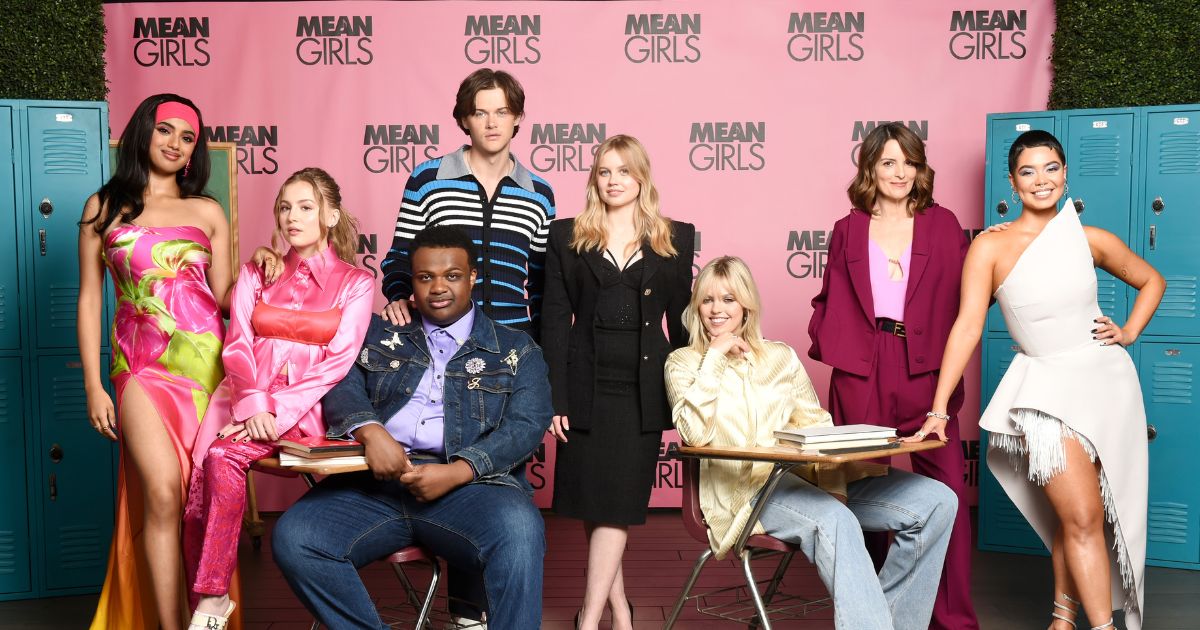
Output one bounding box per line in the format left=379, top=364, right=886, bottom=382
left=776, top=436, right=894, bottom=450
left=279, top=452, right=367, bottom=467
left=774, top=424, right=897, bottom=444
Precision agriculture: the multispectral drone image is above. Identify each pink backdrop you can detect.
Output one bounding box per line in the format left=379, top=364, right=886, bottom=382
left=103, top=1, right=1055, bottom=510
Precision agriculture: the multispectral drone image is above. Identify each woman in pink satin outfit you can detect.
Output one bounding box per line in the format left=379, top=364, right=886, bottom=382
left=182, top=168, right=375, bottom=630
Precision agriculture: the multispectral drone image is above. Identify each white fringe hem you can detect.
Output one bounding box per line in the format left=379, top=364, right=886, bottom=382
left=990, top=409, right=1139, bottom=623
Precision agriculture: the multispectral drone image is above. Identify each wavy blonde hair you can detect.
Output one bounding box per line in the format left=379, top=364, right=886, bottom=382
left=570, top=135, right=677, bottom=258
left=683, top=256, right=765, bottom=358
left=272, top=167, right=360, bottom=264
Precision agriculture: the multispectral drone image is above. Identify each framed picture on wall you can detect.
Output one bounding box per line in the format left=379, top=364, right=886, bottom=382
left=107, top=140, right=239, bottom=271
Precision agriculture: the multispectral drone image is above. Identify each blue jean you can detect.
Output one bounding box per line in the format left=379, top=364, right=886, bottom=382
left=757, top=468, right=956, bottom=630
left=272, top=471, right=545, bottom=629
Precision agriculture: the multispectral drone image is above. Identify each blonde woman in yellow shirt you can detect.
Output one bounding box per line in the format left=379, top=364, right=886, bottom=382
left=664, top=256, right=957, bottom=630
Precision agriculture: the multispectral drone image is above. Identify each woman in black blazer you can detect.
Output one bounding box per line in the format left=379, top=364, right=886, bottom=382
left=542, top=135, right=694, bottom=630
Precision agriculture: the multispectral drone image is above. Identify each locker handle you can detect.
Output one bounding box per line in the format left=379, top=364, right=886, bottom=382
left=1147, top=424, right=1157, bottom=442
left=1152, top=196, right=1164, bottom=214
left=49, top=473, right=57, bottom=501
left=996, top=200, right=1008, bottom=217
left=1073, top=198, right=1085, bottom=214
left=39, top=229, right=46, bottom=256
left=39, top=197, right=53, bottom=218
left=1149, top=225, right=1156, bottom=251
left=49, top=443, right=63, bottom=463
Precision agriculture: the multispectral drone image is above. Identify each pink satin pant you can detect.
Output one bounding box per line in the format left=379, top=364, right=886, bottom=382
left=183, top=375, right=302, bottom=597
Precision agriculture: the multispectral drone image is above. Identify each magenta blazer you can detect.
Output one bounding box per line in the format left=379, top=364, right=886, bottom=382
left=808, top=204, right=969, bottom=377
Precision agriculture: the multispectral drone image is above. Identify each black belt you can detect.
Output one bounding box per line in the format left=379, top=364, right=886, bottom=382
left=878, top=318, right=906, bottom=338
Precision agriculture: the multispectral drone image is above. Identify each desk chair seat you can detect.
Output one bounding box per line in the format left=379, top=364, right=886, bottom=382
left=664, top=456, right=831, bottom=630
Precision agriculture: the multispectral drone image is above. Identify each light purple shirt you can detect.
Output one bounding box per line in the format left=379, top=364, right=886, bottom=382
left=382, top=307, right=476, bottom=455
left=868, top=240, right=911, bottom=321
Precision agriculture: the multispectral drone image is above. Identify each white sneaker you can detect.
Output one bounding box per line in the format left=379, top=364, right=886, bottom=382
left=446, top=616, right=486, bottom=629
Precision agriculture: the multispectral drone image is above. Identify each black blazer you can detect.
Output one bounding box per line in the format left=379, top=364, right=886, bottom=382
left=541, top=218, right=695, bottom=432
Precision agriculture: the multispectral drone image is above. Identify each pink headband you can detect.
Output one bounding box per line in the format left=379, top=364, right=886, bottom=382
left=155, top=101, right=200, bottom=135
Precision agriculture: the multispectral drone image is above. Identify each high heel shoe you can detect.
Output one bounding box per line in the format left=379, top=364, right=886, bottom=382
left=188, top=600, right=236, bottom=630
left=1090, top=621, right=1115, bottom=630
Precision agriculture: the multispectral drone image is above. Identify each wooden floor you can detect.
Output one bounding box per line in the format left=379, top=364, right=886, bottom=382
left=3, top=510, right=1199, bottom=628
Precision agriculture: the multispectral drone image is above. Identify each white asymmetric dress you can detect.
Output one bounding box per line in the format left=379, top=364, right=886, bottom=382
left=980, top=202, right=1146, bottom=629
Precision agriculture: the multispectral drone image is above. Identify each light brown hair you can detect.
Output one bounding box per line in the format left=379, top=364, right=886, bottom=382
left=453, top=68, right=526, bottom=136
left=272, top=167, right=360, bottom=264
left=847, top=122, right=935, bottom=216
left=570, top=135, right=677, bottom=258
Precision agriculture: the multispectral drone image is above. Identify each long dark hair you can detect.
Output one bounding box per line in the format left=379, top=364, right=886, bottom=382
left=83, top=93, right=212, bottom=234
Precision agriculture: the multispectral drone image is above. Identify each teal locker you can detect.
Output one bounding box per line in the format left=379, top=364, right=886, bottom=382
left=1064, top=110, right=1136, bottom=321
left=0, top=358, right=30, bottom=594
left=984, top=113, right=1058, bottom=334
left=1140, top=108, right=1200, bottom=337
left=978, top=336, right=1045, bottom=553
left=0, top=106, right=20, bottom=351
left=24, top=106, right=107, bottom=349
left=1139, top=341, right=1200, bottom=567
left=37, top=354, right=113, bottom=590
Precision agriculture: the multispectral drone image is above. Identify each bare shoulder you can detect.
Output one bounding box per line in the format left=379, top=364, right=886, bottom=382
left=1081, top=225, right=1122, bottom=247
left=185, top=197, right=228, bottom=234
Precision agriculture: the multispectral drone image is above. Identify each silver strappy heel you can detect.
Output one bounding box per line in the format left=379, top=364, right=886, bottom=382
left=1051, top=593, right=1079, bottom=628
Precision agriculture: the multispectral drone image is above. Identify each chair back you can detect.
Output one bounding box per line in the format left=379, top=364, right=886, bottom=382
left=681, top=456, right=711, bottom=545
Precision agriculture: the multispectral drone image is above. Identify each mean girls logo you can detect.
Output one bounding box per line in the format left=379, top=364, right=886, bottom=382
left=785, top=230, right=831, bottom=280
left=132, top=16, right=210, bottom=67
left=361, top=124, right=440, bottom=174
left=528, top=123, right=607, bottom=173
left=295, top=15, right=374, bottom=66
left=786, top=11, right=865, bottom=63
left=948, top=9, right=1027, bottom=60
left=688, top=121, right=766, bottom=172
left=202, top=124, right=279, bottom=176
left=463, top=14, right=541, bottom=65
left=624, top=13, right=701, bottom=64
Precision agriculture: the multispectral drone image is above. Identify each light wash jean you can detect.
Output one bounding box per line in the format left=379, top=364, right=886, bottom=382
left=756, top=468, right=957, bottom=630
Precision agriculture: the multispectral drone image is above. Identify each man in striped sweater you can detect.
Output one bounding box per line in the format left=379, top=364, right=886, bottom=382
left=381, top=68, right=556, bottom=339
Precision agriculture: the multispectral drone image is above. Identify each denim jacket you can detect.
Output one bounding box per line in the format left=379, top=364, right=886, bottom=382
left=323, top=312, right=552, bottom=494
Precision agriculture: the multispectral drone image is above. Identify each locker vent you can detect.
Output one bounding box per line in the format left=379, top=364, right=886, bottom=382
left=1076, top=133, right=1122, bottom=177
left=41, top=129, right=89, bottom=175
left=0, top=375, right=9, bottom=424
left=1158, top=276, right=1197, bottom=319
left=48, top=285, right=79, bottom=330
left=1096, top=276, right=1118, bottom=316
left=51, top=374, right=87, bottom=417
left=0, top=531, right=14, bottom=574
left=56, top=525, right=103, bottom=568
left=1148, top=502, right=1190, bottom=545
left=992, top=501, right=1042, bottom=547
left=0, top=283, right=8, bottom=333
left=1158, top=131, right=1200, bottom=175
left=1150, top=360, right=1193, bottom=404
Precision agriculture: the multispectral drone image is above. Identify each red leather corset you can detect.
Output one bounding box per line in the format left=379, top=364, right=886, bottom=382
left=251, top=301, right=342, bottom=345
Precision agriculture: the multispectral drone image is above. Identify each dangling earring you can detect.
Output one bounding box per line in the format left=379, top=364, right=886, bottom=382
left=1010, top=189, right=1020, bottom=204
left=183, top=159, right=192, bottom=178
left=1063, top=182, right=1069, bottom=195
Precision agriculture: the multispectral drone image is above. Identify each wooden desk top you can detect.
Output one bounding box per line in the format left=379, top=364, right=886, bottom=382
left=254, top=457, right=369, bottom=475
left=676, top=439, right=944, bottom=464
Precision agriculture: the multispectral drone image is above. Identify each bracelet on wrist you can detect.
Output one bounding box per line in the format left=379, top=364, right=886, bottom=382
left=925, top=411, right=950, bottom=421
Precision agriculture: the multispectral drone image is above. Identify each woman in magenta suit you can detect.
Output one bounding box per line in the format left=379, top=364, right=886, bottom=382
left=808, top=122, right=977, bottom=630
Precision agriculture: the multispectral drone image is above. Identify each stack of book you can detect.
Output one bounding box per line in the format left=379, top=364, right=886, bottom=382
left=277, top=437, right=366, bottom=466
left=773, top=424, right=898, bottom=455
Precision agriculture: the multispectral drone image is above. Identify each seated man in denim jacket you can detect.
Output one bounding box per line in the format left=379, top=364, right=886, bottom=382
left=272, top=225, right=552, bottom=629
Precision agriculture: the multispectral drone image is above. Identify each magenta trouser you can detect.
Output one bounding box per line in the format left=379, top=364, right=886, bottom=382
left=183, top=373, right=301, bottom=598
left=828, top=325, right=978, bottom=630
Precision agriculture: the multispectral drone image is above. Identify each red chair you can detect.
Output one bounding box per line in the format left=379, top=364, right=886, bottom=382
left=664, top=456, right=831, bottom=630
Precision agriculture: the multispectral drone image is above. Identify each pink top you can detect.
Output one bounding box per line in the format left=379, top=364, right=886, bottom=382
left=192, top=246, right=375, bottom=466
left=868, top=240, right=911, bottom=321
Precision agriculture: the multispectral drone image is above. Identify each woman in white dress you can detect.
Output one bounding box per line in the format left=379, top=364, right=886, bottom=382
left=906, top=130, right=1165, bottom=630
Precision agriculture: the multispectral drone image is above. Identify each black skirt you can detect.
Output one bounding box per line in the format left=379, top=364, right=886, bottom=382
left=552, top=327, right=662, bottom=525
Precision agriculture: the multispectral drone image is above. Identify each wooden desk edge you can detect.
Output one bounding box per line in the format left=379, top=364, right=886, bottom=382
left=677, top=440, right=945, bottom=464
left=254, top=457, right=369, bottom=475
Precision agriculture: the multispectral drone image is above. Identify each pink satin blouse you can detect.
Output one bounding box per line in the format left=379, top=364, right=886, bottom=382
left=192, top=246, right=375, bottom=466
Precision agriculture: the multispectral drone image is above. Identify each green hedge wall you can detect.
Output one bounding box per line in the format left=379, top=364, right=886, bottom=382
left=1051, top=0, right=1200, bottom=109
left=0, top=0, right=107, bottom=101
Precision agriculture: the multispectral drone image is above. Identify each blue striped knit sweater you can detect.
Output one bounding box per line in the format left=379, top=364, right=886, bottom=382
left=381, top=146, right=556, bottom=336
